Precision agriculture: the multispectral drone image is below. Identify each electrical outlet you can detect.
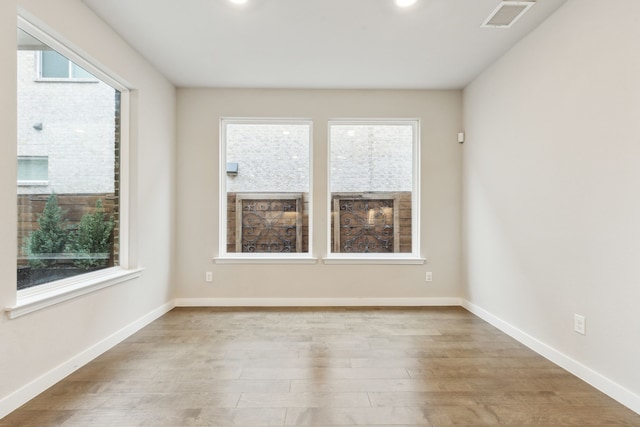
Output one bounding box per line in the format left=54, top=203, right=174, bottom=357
left=425, top=272, right=433, bottom=282
left=205, top=272, right=213, bottom=282
left=574, top=314, right=586, bottom=335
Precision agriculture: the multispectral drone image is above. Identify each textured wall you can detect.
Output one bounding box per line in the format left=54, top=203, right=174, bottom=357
left=225, top=122, right=413, bottom=194
left=330, top=124, right=413, bottom=193
left=226, top=123, right=310, bottom=193
left=17, top=50, right=115, bottom=195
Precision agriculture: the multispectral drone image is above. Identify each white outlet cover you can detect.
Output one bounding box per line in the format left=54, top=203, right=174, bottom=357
left=574, top=314, right=586, bottom=335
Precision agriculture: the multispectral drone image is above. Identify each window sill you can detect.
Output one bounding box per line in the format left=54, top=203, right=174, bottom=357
left=17, top=180, right=49, bottom=186
left=213, top=255, right=425, bottom=265
left=6, top=267, right=143, bottom=319
left=35, top=78, right=99, bottom=83
left=322, top=255, right=426, bottom=265
left=214, top=255, right=318, bottom=264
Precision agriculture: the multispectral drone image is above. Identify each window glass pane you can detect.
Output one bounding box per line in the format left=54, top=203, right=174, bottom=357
left=329, top=122, right=415, bottom=254
left=17, top=27, right=120, bottom=290
left=224, top=121, right=310, bottom=254
left=17, top=157, right=48, bottom=181
left=71, top=63, right=93, bottom=79
left=41, top=50, right=69, bottom=78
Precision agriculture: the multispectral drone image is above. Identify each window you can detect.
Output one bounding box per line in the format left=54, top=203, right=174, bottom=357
left=220, top=119, right=311, bottom=257
left=17, top=156, right=48, bottom=185
left=17, top=23, right=125, bottom=291
left=39, top=50, right=94, bottom=80
left=329, top=120, right=419, bottom=257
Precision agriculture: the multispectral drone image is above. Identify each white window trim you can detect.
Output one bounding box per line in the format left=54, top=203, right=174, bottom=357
left=6, top=267, right=143, bottom=319
left=213, top=254, right=318, bottom=264
left=325, top=119, right=423, bottom=264
left=322, top=254, right=426, bottom=265
left=19, top=16, right=128, bottom=92
left=218, top=117, right=314, bottom=260
left=7, top=17, right=139, bottom=318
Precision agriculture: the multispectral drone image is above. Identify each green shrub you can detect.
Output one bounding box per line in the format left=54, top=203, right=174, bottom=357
left=23, top=194, right=68, bottom=268
left=68, top=200, right=114, bottom=269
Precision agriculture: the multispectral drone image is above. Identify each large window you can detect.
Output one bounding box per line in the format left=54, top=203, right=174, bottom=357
left=17, top=25, right=122, bottom=290
left=329, top=120, right=419, bottom=257
left=221, top=119, right=311, bottom=257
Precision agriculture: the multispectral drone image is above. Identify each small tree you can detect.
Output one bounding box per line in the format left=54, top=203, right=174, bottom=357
left=23, top=194, right=68, bottom=268
left=68, top=200, right=114, bottom=269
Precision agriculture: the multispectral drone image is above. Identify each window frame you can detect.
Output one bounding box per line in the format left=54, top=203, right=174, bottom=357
left=17, top=155, right=49, bottom=186
left=8, top=17, right=140, bottom=319
left=36, top=50, right=99, bottom=82
left=216, top=117, right=316, bottom=263
left=325, top=119, right=424, bottom=264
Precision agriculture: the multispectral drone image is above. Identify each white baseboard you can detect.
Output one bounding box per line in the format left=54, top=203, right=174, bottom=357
left=0, top=300, right=175, bottom=420
left=461, top=300, right=640, bottom=415
left=3, top=297, right=638, bottom=419
left=174, top=297, right=462, bottom=307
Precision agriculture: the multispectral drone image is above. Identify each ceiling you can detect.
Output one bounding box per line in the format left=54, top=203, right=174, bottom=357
left=82, top=0, right=567, bottom=89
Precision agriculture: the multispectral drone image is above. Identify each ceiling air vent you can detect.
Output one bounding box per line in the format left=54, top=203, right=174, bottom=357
left=482, top=1, right=536, bottom=28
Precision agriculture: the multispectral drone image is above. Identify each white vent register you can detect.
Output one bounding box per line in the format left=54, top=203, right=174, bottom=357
left=482, top=1, right=536, bottom=28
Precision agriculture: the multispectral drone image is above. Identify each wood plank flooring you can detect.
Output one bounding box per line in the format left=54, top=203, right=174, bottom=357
left=2, top=307, right=639, bottom=426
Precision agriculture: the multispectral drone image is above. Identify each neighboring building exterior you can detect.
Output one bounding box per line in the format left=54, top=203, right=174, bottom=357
left=225, top=123, right=413, bottom=194
left=16, top=37, right=119, bottom=275
left=17, top=49, right=116, bottom=195
left=226, top=123, right=310, bottom=193
left=224, top=121, right=414, bottom=254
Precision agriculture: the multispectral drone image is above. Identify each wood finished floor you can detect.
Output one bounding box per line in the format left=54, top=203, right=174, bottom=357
left=2, top=307, right=639, bottom=426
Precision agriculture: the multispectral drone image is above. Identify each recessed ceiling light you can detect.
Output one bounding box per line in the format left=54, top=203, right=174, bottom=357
left=395, top=0, right=417, bottom=8
left=229, top=0, right=248, bottom=5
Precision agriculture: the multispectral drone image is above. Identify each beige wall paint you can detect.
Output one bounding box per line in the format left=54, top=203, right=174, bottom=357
left=0, top=0, right=176, bottom=409
left=1, top=0, right=637, bottom=417
left=464, top=0, right=640, bottom=404
left=0, top=2, right=17, bottom=313
left=176, top=89, right=463, bottom=299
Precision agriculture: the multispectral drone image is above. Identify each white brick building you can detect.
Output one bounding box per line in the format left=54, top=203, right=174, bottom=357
left=226, top=123, right=413, bottom=193
left=17, top=49, right=116, bottom=195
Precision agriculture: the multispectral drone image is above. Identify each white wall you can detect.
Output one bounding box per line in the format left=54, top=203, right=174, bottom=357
left=463, top=0, right=640, bottom=410
left=0, top=0, right=176, bottom=415
left=176, top=89, right=462, bottom=301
